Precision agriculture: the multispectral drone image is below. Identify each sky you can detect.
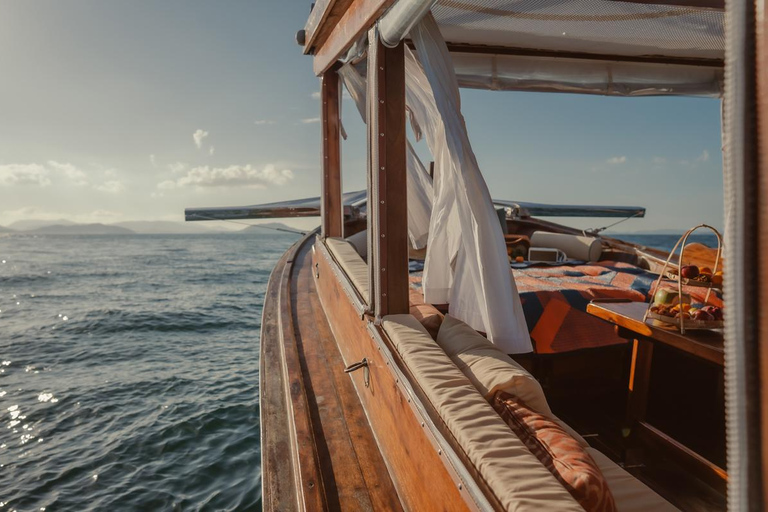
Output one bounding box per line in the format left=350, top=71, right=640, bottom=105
left=0, top=1, right=724, bottom=232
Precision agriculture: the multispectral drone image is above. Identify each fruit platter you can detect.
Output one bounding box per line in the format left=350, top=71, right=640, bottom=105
left=643, top=224, right=724, bottom=334
left=665, top=264, right=724, bottom=289
left=647, top=288, right=724, bottom=330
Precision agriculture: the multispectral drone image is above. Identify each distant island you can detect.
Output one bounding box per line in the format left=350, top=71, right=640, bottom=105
left=0, top=219, right=300, bottom=235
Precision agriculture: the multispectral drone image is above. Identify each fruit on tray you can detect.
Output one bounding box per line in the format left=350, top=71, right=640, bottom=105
left=650, top=303, right=723, bottom=323
left=711, top=271, right=724, bottom=287
left=654, top=288, right=691, bottom=306
left=681, top=265, right=700, bottom=279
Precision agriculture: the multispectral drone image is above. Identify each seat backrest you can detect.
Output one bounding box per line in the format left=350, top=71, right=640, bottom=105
left=326, top=237, right=369, bottom=300
left=382, top=315, right=583, bottom=512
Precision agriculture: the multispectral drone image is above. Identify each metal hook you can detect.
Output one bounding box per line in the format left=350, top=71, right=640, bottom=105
left=344, top=358, right=369, bottom=387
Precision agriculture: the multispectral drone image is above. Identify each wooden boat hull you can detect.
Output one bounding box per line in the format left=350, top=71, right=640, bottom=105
left=260, top=232, right=481, bottom=510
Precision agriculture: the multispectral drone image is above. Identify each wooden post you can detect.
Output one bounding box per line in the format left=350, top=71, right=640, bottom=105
left=368, top=33, right=408, bottom=318
left=321, top=70, right=343, bottom=238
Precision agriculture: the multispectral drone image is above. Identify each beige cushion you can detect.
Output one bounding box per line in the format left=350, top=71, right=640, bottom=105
left=437, top=315, right=552, bottom=415
left=345, top=229, right=368, bottom=261
left=587, top=448, right=678, bottom=512
left=382, top=315, right=583, bottom=512
left=325, top=237, right=369, bottom=300
left=436, top=314, right=590, bottom=447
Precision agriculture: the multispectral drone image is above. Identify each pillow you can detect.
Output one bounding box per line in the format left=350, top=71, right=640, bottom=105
left=436, top=315, right=552, bottom=416
left=493, top=391, right=618, bottom=512
left=409, top=288, right=443, bottom=340
left=345, top=229, right=368, bottom=261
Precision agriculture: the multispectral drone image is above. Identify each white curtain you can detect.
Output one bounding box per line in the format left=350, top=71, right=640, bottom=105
left=338, top=63, right=433, bottom=249
left=410, top=14, right=532, bottom=354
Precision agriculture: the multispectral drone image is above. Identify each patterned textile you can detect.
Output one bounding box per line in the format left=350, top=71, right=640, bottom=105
left=492, top=391, right=618, bottom=512
left=409, top=261, right=722, bottom=354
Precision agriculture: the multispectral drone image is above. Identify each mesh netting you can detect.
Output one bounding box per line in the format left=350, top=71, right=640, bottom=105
left=432, top=0, right=724, bottom=59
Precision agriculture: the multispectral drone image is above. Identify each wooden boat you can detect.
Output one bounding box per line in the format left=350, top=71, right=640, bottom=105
left=186, top=1, right=768, bottom=510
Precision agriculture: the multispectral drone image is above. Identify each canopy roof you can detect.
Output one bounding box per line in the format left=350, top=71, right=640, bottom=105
left=186, top=192, right=644, bottom=221
left=431, top=0, right=724, bottom=63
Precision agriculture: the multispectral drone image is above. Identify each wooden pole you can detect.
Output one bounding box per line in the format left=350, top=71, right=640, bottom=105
left=368, top=33, right=408, bottom=318
left=321, top=70, right=343, bottom=238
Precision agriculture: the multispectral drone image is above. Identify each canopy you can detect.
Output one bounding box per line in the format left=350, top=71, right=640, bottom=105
left=378, top=0, right=725, bottom=96
left=184, top=190, right=367, bottom=221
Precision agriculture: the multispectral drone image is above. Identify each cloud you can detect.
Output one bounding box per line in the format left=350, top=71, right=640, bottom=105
left=0, top=161, right=91, bottom=187
left=652, top=157, right=667, bottom=165
left=301, top=117, right=321, bottom=124
left=311, top=91, right=321, bottom=99
left=0, top=163, right=51, bottom=186
left=696, top=150, right=710, bottom=163
left=254, top=119, right=275, bottom=125
left=311, top=90, right=351, bottom=100
left=149, top=154, right=157, bottom=167
left=209, top=146, right=215, bottom=156
left=47, top=161, right=88, bottom=185
left=168, top=162, right=187, bottom=174
left=158, top=164, right=294, bottom=190
left=193, top=129, right=209, bottom=149
left=606, top=156, right=627, bottom=165
left=94, top=180, right=125, bottom=193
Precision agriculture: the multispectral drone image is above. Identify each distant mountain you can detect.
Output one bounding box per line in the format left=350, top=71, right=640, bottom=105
left=0, top=225, right=15, bottom=233
left=113, top=221, right=228, bottom=234
left=9, top=219, right=77, bottom=231
left=27, top=223, right=135, bottom=235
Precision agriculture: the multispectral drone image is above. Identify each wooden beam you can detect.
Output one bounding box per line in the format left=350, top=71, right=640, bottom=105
left=321, top=70, right=343, bottom=238
left=313, top=0, right=396, bottom=76
left=441, top=42, right=724, bottom=68
left=304, top=0, right=359, bottom=56
left=757, top=0, right=768, bottom=508
left=605, top=0, right=723, bottom=9
left=369, top=35, right=408, bottom=318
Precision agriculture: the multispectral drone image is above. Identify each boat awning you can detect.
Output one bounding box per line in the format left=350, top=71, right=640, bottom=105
left=186, top=190, right=644, bottom=221
left=385, top=0, right=725, bottom=96
left=185, top=190, right=367, bottom=221
left=494, top=200, right=645, bottom=218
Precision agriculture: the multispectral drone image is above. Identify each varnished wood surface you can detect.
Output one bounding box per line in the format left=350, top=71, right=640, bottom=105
left=587, top=300, right=724, bottom=366
left=261, top=231, right=403, bottom=510
left=757, top=0, right=768, bottom=507
left=369, top=38, right=409, bottom=317
left=260, top=249, right=298, bottom=512
left=321, top=71, right=343, bottom=238
left=312, top=242, right=478, bottom=512
left=313, top=0, right=396, bottom=75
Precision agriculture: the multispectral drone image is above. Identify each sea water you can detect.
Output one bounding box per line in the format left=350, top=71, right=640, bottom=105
left=0, top=232, right=715, bottom=511
left=0, top=233, right=297, bottom=511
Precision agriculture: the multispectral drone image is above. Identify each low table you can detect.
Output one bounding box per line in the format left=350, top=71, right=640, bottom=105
left=586, top=299, right=726, bottom=490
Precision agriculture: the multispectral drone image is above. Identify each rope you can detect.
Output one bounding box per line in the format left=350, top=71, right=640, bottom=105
left=583, top=210, right=645, bottom=236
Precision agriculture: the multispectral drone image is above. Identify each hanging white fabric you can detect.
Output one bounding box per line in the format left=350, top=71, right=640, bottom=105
left=338, top=63, right=433, bottom=249
left=410, top=13, right=532, bottom=354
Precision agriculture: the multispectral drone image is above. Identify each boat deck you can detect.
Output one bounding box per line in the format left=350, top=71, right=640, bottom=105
left=260, top=235, right=402, bottom=511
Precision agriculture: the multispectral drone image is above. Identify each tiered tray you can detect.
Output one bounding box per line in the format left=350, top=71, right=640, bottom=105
left=643, top=224, right=724, bottom=334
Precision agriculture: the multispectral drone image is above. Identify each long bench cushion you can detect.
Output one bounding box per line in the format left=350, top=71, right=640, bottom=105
left=494, top=392, right=617, bottom=512
left=382, top=314, right=583, bottom=512
left=436, top=314, right=589, bottom=447
left=325, top=237, right=369, bottom=301
left=587, top=448, right=678, bottom=512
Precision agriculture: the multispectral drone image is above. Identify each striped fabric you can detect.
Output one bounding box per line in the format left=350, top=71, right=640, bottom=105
left=410, top=261, right=721, bottom=354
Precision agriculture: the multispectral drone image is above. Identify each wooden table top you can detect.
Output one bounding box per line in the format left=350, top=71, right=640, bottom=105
left=587, top=300, right=724, bottom=366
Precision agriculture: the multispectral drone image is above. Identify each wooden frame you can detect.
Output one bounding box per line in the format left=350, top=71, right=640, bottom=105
left=368, top=33, right=409, bottom=318
left=443, top=43, right=724, bottom=69
left=756, top=0, right=768, bottom=508
left=313, top=0, right=396, bottom=75
left=321, top=70, right=343, bottom=238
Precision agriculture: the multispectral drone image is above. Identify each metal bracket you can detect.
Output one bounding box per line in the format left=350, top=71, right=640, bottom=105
left=344, top=358, right=369, bottom=388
